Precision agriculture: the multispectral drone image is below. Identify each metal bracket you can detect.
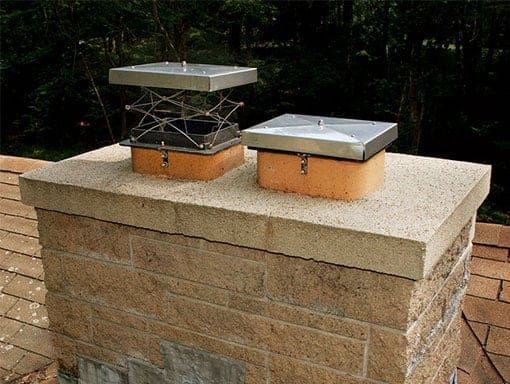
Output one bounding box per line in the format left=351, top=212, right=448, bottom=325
left=297, top=153, right=310, bottom=175
left=159, top=147, right=169, bottom=168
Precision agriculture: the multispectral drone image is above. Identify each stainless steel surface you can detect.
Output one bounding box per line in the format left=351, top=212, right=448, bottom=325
left=109, top=62, right=257, bottom=91
left=242, top=114, right=397, bottom=160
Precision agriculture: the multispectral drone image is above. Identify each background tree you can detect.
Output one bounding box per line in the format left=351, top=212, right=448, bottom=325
left=1, top=0, right=509, bottom=223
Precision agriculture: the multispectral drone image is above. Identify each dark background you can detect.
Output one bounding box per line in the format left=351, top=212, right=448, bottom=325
left=1, top=0, right=509, bottom=223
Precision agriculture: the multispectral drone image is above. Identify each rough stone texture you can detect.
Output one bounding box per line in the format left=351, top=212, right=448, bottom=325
left=131, top=235, right=266, bottom=296
left=34, top=211, right=476, bottom=384
left=52, top=332, right=127, bottom=377
left=20, top=144, right=490, bottom=279
left=38, top=210, right=131, bottom=264
left=161, top=341, right=245, bottom=384
left=267, top=253, right=414, bottom=329
left=269, top=355, right=369, bottom=384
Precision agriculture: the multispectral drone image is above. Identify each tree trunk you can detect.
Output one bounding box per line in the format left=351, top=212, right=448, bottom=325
left=343, top=0, right=353, bottom=68
left=81, top=55, right=115, bottom=143
left=408, top=74, right=424, bottom=153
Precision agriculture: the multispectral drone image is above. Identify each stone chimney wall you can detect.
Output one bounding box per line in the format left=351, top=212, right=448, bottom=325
left=37, top=211, right=473, bottom=384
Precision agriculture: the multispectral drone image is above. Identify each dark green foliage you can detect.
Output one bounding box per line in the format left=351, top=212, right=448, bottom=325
left=1, top=0, right=509, bottom=223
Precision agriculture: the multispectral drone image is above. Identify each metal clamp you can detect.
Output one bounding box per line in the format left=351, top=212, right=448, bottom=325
left=159, top=147, right=169, bottom=168
left=297, top=153, right=310, bottom=175
left=160, top=149, right=169, bottom=168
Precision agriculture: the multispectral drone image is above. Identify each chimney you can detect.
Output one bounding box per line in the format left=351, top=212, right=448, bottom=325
left=20, top=143, right=490, bottom=384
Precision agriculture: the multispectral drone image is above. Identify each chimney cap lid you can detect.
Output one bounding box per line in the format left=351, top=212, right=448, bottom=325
left=242, top=114, right=397, bottom=160
left=109, top=62, right=257, bottom=92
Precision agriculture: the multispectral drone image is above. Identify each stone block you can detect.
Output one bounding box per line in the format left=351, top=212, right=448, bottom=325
left=162, top=293, right=269, bottom=348
left=161, top=341, right=245, bottom=384
left=266, top=253, right=414, bottom=329
left=406, top=255, right=468, bottom=369
left=406, top=313, right=462, bottom=384
left=41, top=248, right=65, bottom=293
left=265, top=301, right=368, bottom=340
left=265, top=321, right=364, bottom=374
left=46, top=293, right=92, bottom=341
left=367, top=328, right=407, bottom=382
left=91, top=319, right=162, bottom=368
left=131, top=235, right=266, bottom=296
left=52, top=332, right=127, bottom=377
left=47, top=249, right=167, bottom=319
left=269, top=355, right=366, bottom=384
left=37, top=210, right=131, bottom=265
left=91, top=305, right=148, bottom=332
left=368, top=255, right=466, bottom=383
left=409, top=221, right=471, bottom=323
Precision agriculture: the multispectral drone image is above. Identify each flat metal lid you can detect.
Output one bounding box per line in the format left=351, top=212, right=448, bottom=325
left=241, top=114, right=397, bottom=161
left=109, top=62, right=257, bottom=92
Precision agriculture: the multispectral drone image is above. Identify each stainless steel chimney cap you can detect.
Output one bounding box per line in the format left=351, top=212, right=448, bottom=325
left=241, top=114, right=398, bottom=161
left=109, top=62, right=257, bottom=92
